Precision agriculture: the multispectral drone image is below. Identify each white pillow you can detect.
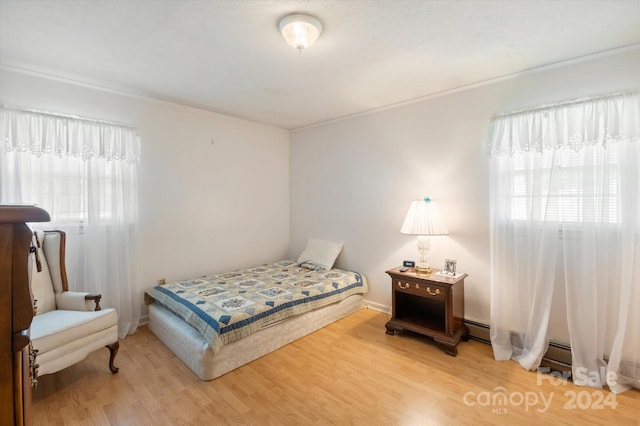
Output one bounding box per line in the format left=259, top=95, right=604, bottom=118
left=297, top=239, right=343, bottom=271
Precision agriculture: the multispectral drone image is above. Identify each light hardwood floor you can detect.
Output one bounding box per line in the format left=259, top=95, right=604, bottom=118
left=33, top=308, right=640, bottom=425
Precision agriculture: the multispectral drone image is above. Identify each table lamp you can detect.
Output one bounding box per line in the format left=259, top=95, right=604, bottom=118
left=400, top=196, right=449, bottom=274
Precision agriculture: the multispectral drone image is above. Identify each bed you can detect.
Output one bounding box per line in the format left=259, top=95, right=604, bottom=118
left=145, top=257, right=367, bottom=380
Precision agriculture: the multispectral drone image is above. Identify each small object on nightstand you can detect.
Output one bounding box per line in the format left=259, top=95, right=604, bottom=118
left=403, top=260, right=415, bottom=268
left=444, top=259, right=457, bottom=276
left=399, top=266, right=410, bottom=272
left=385, top=266, right=469, bottom=356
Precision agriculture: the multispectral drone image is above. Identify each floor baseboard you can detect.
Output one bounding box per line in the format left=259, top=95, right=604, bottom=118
left=362, top=300, right=573, bottom=368
left=464, top=319, right=572, bottom=370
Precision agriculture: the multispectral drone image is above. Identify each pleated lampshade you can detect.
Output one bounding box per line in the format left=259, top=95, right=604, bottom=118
left=400, top=197, right=448, bottom=236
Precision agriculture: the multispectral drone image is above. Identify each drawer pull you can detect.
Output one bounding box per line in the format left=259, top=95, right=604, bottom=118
left=426, top=287, right=440, bottom=296
left=397, top=281, right=410, bottom=289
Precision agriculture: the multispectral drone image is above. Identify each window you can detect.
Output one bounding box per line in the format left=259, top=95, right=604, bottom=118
left=487, top=92, right=640, bottom=392
left=0, top=107, right=141, bottom=337
left=8, top=153, right=116, bottom=224
left=509, top=149, right=619, bottom=224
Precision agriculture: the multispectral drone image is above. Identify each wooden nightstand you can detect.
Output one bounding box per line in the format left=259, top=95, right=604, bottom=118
left=385, top=267, right=469, bottom=356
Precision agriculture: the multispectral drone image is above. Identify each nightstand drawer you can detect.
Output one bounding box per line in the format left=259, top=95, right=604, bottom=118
left=393, top=279, right=447, bottom=301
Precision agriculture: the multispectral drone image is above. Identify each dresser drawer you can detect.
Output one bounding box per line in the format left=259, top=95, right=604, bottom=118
left=393, top=279, right=448, bottom=301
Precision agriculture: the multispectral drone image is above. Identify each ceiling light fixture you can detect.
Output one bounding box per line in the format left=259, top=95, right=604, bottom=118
left=278, top=13, right=322, bottom=53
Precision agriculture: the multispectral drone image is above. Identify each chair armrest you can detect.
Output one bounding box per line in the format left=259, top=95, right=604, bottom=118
left=55, top=291, right=102, bottom=311
left=84, top=294, right=102, bottom=311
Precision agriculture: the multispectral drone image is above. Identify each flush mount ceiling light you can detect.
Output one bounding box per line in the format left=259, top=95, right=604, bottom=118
left=278, top=13, right=322, bottom=53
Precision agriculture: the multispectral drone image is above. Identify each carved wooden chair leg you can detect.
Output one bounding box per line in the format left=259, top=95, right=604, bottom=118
left=106, top=341, right=120, bottom=373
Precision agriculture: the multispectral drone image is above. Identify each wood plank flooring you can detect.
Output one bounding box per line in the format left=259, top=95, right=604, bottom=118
left=33, top=308, right=640, bottom=425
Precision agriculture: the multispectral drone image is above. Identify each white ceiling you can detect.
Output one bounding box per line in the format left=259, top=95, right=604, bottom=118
left=1, top=0, right=639, bottom=130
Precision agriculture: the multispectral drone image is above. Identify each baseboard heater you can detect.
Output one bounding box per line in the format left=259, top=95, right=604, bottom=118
left=464, top=319, right=572, bottom=373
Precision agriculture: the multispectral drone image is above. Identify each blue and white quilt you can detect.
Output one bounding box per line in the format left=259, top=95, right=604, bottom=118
left=144, top=260, right=367, bottom=354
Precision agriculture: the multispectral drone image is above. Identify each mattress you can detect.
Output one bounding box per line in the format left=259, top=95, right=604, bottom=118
left=149, top=294, right=364, bottom=380
left=145, top=260, right=367, bottom=380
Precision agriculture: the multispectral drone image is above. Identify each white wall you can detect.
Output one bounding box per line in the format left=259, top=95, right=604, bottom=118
left=2, top=47, right=638, bottom=337
left=289, top=48, right=640, bottom=342
left=0, top=68, right=290, bottom=320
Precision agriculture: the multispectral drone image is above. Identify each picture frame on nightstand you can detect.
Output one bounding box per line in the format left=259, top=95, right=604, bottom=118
left=444, top=259, right=457, bottom=276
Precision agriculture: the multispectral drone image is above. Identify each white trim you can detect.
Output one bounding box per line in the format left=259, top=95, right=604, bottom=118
left=291, top=44, right=640, bottom=133
left=492, top=90, right=639, bottom=119
left=1, top=104, right=136, bottom=130
left=0, top=64, right=283, bottom=131
left=2, top=43, right=638, bottom=132
left=363, top=299, right=390, bottom=314
left=138, top=314, right=149, bottom=327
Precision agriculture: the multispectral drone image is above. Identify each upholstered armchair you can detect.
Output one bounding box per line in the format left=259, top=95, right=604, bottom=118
left=29, top=230, right=119, bottom=378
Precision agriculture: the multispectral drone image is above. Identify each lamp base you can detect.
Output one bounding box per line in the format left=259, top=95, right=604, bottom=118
left=415, top=263, right=432, bottom=275
left=415, top=236, right=432, bottom=275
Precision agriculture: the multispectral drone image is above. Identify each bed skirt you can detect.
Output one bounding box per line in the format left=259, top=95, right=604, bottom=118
left=148, top=294, right=364, bottom=380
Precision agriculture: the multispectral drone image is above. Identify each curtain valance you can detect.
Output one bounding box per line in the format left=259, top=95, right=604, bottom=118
left=0, top=108, right=140, bottom=163
left=486, top=92, right=640, bottom=156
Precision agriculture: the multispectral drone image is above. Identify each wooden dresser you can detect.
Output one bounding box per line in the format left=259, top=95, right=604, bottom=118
left=0, top=206, right=50, bottom=426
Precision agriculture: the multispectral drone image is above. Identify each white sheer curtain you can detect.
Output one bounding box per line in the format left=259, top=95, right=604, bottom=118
left=487, top=92, right=640, bottom=393
left=0, top=107, right=141, bottom=338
